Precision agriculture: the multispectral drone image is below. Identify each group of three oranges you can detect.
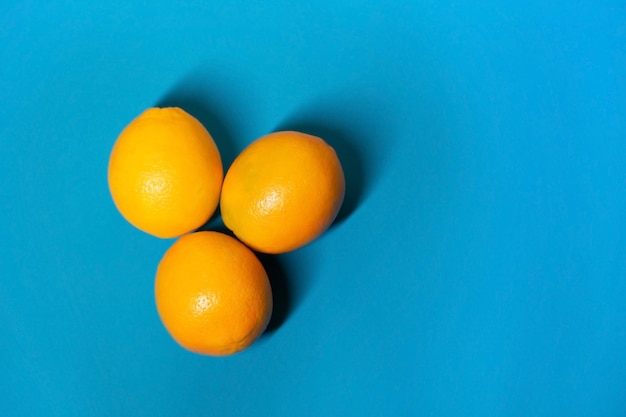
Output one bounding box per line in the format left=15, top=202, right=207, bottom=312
left=107, top=107, right=345, bottom=355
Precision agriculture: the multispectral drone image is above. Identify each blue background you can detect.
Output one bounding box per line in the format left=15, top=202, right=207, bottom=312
left=2, top=1, right=625, bottom=416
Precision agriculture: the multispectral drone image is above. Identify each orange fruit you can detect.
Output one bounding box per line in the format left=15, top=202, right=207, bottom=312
left=108, top=107, right=223, bottom=238
left=154, top=231, right=273, bottom=356
left=220, top=131, right=345, bottom=254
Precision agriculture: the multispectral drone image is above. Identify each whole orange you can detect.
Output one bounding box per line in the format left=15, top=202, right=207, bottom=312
left=108, top=107, right=223, bottom=238
left=220, top=131, right=345, bottom=254
left=154, top=231, right=273, bottom=356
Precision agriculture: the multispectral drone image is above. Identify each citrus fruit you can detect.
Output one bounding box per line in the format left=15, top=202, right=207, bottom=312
left=155, top=231, right=273, bottom=356
left=108, top=107, right=223, bottom=238
left=220, top=131, right=345, bottom=254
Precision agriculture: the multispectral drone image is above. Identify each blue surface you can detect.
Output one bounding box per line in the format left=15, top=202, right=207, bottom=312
left=2, top=1, right=626, bottom=416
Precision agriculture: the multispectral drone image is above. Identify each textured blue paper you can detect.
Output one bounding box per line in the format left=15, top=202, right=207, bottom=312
left=1, top=1, right=625, bottom=416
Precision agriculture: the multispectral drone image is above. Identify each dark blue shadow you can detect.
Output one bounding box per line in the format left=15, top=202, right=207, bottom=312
left=257, top=253, right=290, bottom=334
left=155, top=69, right=246, bottom=170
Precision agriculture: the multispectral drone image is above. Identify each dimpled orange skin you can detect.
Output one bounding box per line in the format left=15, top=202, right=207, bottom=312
left=155, top=231, right=273, bottom=356
left=220, top=131, right=345, bottom=254
left=107, top=107, right=223, bottom=238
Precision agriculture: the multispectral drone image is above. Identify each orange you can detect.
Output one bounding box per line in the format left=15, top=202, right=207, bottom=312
left=154, top=231, right=273, bottom=356
left=107, top=107, right=223, bottom=238
left=220, top=131, right=345, bottom=254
